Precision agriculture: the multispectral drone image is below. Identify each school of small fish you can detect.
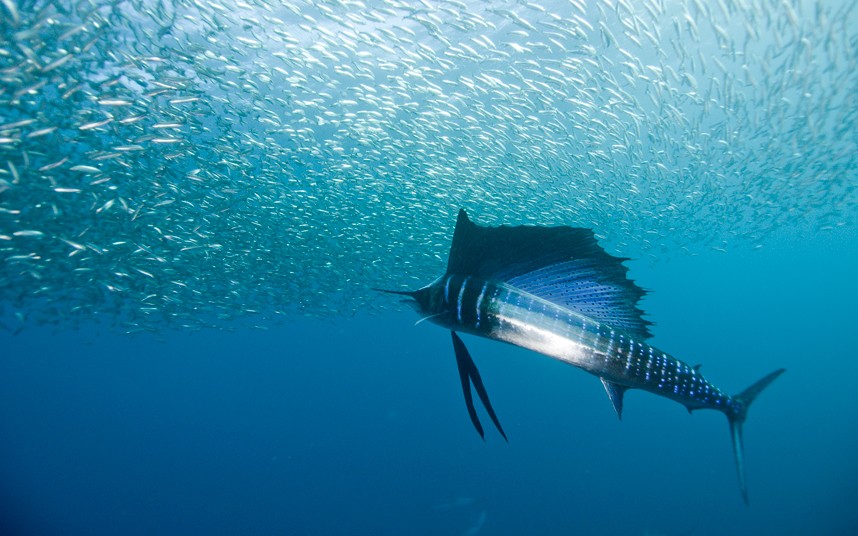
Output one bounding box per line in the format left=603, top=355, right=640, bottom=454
left=1, top=0, right=855, bottom=332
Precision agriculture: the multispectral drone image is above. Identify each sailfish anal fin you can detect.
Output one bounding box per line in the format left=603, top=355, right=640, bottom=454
left=600, top=378, right=628, bottom=420
left=451, top=331, right=508, bottom=442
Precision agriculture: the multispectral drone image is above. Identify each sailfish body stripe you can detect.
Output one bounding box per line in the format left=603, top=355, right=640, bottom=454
left=456, top=276, right=469, bottom=323
left=475, top=282, right=488, bottom=328
left=444, top=274, right=452, bottom=304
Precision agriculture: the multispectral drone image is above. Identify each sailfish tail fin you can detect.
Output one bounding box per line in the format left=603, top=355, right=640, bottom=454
left=726, top=368, right=786, bottom=504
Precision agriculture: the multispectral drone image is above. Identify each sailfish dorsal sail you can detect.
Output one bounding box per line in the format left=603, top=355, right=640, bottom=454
left=446, top=209, right=652, bottom=340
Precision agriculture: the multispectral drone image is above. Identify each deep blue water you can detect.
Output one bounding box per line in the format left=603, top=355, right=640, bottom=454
left=3, top=0, right=858, bottom=533
left=2, top=225, right=857, bottom=536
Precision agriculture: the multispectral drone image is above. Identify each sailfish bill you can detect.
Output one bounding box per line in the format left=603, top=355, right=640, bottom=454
left=378, top=209, right=784, bottom=503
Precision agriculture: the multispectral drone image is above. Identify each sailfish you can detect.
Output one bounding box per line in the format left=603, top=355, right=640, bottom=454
left=378, top=209, right=784, bottom=503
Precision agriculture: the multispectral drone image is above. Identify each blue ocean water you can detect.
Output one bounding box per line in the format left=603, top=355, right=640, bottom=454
left=3, top=0, right=858, bottom=534
left=2, top=225, right=857, bottom=535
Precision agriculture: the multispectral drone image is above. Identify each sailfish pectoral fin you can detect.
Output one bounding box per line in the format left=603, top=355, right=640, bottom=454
left=451, top=331, right=508, bottom=442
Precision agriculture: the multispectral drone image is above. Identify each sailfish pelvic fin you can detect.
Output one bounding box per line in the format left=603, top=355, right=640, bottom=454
left=451, top=331, right=508, bottom=442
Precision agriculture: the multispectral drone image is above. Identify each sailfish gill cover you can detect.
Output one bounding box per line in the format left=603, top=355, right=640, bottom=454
left=0, top=1, right=857, bottom=535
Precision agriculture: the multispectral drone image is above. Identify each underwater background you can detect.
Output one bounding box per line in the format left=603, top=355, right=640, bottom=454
left=1, top=0, right=857, bottom=534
